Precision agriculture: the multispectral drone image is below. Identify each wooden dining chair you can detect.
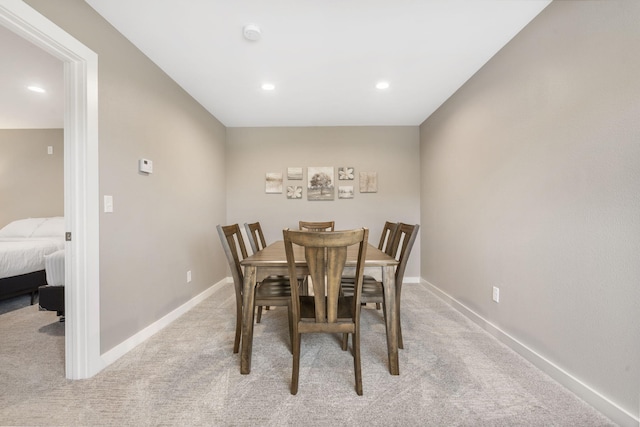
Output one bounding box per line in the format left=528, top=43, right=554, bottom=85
left=283, top=228, right=369, bottom=395
left=341, top=222, right=419, bottom=349
left=343, top=221, right=398, bottom=309
left=217, top=224, right=293, bottom=353
left=378, top=221, right=399, bottom=255
left=298, top=220, right=335, bottom=231
left=244, top=221, right=274, bottom=322
left=244, top=221, right=268, bottom=254
left=244, top=221, right=307, bottom=322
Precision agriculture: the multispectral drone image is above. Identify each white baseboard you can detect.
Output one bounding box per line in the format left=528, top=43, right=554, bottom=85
left=423, top=280, right=639, bottom=427
left=101, top=278, right=228, bottom=366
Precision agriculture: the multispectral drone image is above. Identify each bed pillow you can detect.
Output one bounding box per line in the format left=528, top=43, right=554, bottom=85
left=0, top=217, right=48, bottom=238
left=31, top=217, right=65, bottom=238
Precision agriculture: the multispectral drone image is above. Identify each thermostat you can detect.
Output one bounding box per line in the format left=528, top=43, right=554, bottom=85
left=139, top=158, right=153, bottom=174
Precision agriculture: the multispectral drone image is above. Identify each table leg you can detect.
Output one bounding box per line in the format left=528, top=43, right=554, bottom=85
left=240, top=265, right=257, bottom=374
left=382, top=265, right=399, bottom=375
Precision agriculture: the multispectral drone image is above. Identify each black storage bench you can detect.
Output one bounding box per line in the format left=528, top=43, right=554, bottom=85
left=39, top=285, right=65, bottom=321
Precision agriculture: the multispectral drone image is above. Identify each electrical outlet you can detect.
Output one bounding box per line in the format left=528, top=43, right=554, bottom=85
left=187, top=270, right=192, bottom=283
left=492, top=286, right=500, bottom=303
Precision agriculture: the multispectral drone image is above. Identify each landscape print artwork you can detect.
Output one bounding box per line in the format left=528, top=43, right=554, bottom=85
left=287, top=167, right=303, bottom=180
left=265, top=172, right=283, bottom=193
left=307, top=167, right=335, bottom=200
left=338, top=186, right=354, bottom=199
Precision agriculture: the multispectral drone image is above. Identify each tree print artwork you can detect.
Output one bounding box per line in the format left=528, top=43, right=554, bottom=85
left=307, top=167, right=335, bottom=200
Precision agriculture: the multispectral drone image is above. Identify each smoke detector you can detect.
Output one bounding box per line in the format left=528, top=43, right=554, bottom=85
left=243, top=24, right=262, bottom=41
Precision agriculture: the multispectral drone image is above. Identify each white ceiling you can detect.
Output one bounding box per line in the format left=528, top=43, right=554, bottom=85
left=2, top=1, right=551, bottom=129
left=0, top=24, right=63, bottom=129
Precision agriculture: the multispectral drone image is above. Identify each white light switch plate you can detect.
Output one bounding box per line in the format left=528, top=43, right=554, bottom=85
left=104, top=195, right=113, bottom=213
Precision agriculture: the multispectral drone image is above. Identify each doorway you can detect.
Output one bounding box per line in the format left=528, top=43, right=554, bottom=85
left=0, top=1, right=101, bottom=379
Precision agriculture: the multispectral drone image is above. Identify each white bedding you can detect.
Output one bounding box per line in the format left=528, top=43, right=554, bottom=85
left=0, top=217, right=65, bottom=279
left=44, top=249, right=65, bottom=286
left=0, top=238, right=65, bottom=279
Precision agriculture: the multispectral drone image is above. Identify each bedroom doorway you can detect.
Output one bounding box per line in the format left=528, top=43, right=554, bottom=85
left=0, top=2, right=101, bottom=379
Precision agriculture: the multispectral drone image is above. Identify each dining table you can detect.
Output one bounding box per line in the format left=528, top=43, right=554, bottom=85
left=240, top=239, right=400, bottom=375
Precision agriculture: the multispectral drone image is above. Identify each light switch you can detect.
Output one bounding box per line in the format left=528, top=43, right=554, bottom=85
left=104, top=195, right=113, bottom=213
left=47, top=146, right=53, bottom=155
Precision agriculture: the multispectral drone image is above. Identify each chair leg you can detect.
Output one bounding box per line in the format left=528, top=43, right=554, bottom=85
left=287, top=304, right=294, bottom=354
left=353, top=327, right=363, bottom=396
left=233, top=306, right=242, bottom=354
left=397, top=306, right=403, bottom=349
left=396, top=283, right=403, bottom=349
left=291, top=333, right=301, bottom=395
left=256, top=306, right=263, bottom=323
left=375, top=302, right=381, bottom=310
left=341, top=333, right=349, bottom=351
left=381, top=299, right=390, bottom=349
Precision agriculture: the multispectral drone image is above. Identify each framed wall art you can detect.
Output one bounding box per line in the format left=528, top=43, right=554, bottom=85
left=359, top=172, right=378, bottom=193
left=338, top=167, right=354, bottom=180
left=287, top=185, right=302, bottom=199
left=307, top=166, right=335, bottom=200
left=287, top=167, right=303, bottom=180
left=265, top=172, right=283, bottom=193
left=338, top=186, right=354, bottom=199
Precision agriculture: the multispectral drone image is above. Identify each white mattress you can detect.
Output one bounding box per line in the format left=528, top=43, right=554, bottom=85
left=44, top=249, right=65, bottom=286
left=0, top=238, right=65, bottom=279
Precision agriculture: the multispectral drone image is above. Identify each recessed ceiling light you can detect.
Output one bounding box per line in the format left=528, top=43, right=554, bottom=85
left=27, top=85, right=46, bottom=93
left=376, top=81, right=390, bottom=90
left=261, top=83, right=275, bottom=91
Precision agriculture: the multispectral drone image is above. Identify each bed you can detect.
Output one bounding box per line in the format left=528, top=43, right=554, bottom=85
left=0, top=217, right=65, bottom=304
left=39, top=249, right=65, bottom=319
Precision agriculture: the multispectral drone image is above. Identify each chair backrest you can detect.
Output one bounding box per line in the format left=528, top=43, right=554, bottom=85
left=299, top=221, right=335, bottom=232
left=216, top=224, right=247, bottom=301
left=378, top=221, right=399, bottom=255
left=244, top=222, right=267, bottom=254
left=283, top=228, right=368, bottom=326
left=388, top=223, right=419, bottom=286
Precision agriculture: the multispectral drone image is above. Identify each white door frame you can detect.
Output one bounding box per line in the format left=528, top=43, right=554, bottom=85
left=0, top=0, right=102, bottom=379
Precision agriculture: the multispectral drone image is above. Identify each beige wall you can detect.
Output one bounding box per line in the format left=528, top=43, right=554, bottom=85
left=419, top=0, right=639, bottom=422
left=25, top=0, right=229, bottom=353
left=226, top=126, right=421, bottom=278
left=0, top=129, right=63, bottom=227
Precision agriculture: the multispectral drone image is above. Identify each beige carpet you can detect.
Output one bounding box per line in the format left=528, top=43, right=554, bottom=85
left=0, top=284, right=614, bottom=426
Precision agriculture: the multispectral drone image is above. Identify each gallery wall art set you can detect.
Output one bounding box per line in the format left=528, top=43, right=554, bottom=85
left=265, top=167, right=378, bottom=200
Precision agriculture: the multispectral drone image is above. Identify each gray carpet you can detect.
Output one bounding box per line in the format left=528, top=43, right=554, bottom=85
left=0, top=283, right=614, bottom=426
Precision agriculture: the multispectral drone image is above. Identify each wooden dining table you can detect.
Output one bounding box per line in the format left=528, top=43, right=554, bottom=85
left=240, top=240, right=400, bottom=375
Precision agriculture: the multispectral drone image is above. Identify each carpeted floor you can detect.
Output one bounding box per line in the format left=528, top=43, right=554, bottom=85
left=0, top=284, right=614, bottom=426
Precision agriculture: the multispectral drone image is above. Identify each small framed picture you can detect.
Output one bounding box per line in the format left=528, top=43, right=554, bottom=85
left=287, top=167, right=303, bottom=180
left=359, top=172, right=378, bottom=193
left=287, top=185, right=303, bottom=199
left=338, top=186, right=354, bottom=199
left=338, top=167, right=355, bottom=180
left=265, top=172, right=283, bottom=193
